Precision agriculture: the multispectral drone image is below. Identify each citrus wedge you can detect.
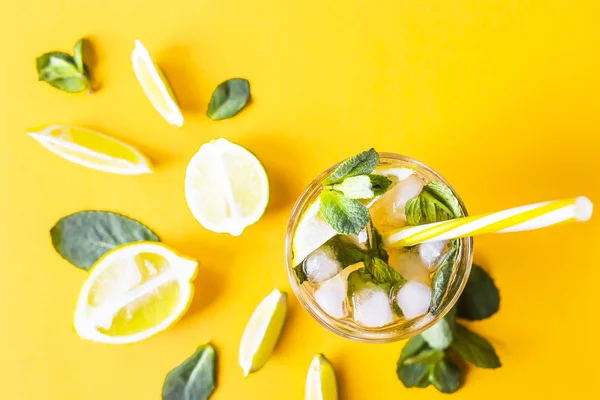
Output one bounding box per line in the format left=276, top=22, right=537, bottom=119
left=28, top=125, right=152, bottom=175
left=239, top=289, right=287, bottom=376
left=306, top=354, right=338, bottom=400
left=73, top=242, right=198, bottom=344
left=185, top=138, right=269, bottom=236
left=132, top=40, right=184, bottom=127
left=292, top=199, right=336, bottom=266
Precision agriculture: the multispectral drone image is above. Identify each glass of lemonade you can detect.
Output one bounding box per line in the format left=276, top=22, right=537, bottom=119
left=285, top=153, right=473, bottom=343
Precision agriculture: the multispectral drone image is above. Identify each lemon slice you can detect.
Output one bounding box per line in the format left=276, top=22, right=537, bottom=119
left=306, top=354, right=338, bottom=400
left=73, top=242, right=198, bottom=344
left=185, top=138, right=269, bottom=236
left=28, top=125, right=152, bottom=175
left=132, top=40, right=184, bottom=127
left=239, top=289, right=287, bottom=376
left=292, top=199, right=337, bottom=266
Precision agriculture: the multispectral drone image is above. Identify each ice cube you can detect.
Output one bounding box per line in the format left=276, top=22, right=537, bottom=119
left=395, top=281, right=432, bottom=320
left=338, top=230, right=368, bottom=250
left=314, top=273, right=348, bottom=318
left=369, top=175, right=425, bottom=232
left=303, top=246, right=343, bottom=284
left=352, top=287, right=395, bottom=328
left=419, top=240, right=449, bottom=271
left=388, top=249, right=431, bottom=285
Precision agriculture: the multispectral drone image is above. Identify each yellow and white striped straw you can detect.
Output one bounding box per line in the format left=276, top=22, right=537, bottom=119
left=383, top=196, right=593, bottom=248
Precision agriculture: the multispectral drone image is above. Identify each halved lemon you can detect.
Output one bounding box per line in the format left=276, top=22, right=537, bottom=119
left=306, top=354, right=338, bottom=400
left=132, top=40, right=184, bottom=127
left=73, top=242, right=198, bottom=344
left=28, top=125, right=153, bottom=175
left=239, top=289, right=287, bottom=376
left=185, top=138, right=269, bottom=236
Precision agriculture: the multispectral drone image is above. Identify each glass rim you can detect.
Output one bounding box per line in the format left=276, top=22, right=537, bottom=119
left=285, top=152, right=474, bottom=343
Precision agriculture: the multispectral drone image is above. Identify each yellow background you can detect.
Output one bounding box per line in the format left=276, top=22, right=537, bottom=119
left=1, top=0, right=599, bottom=398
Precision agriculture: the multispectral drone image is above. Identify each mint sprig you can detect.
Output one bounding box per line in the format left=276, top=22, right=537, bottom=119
left=36, top=38, right=92, bottom=93
left=405, top=181, right=462, bottom=225
left=396, top=262, right=502, bottom=393
left=319, top=149, right=392, bottom=235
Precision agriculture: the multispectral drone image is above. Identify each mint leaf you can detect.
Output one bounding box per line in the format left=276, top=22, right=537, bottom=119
left=162, top=343, right=217, bottom=400
left=397, top=362, right=431, bottom=388
left=50, top=211, right=159, bottom=270
left=368, top=257, right=404, bottom=286
left=403, top=348, right=445, bottom=365
left=366, top=223, right=389, bottom=263
left=332, top=175, right=374, bottom=199
left=399, top=335, right=428, bottom=363
left=327, top=236, right=366, bottom=267
left=347, top=268, right=382, bottom=300
left=457, top=264, right=500, bottom=320
left=73, top=39, right=85, bottom=73
left=405, top=181, right=462, bottom=225
left=207, top=78, right=250, bottom=120
left=368, top=174, right=392, bottom=196
left=430, top=357, right=461, bottom=393
left=421, top=310, right=455, bottom=350
left=319, top=190, right=370, bottom=234
left=429, top=242, right=458, bottom=312
left=323, top=149, right=379, bottom=185
left=451, top=324, right=501, bottom=368
left=293, top=264, right=307, bottom=284
left=36, top=39, right=91, bottom=93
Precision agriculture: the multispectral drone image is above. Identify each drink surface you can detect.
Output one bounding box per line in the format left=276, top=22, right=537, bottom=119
left=289, top=155, right=469, bottom=338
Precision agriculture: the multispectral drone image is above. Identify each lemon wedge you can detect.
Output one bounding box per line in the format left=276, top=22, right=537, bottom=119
left=28, top=125, right=152, bottom=175
left=239, top=289, right=287, bottom=376
left=73, top=242, right=198, bottom=344
left=306, top=354, right=338, bottom=400
left=292, top=199, right=337, bottom=266
left=185, top=138, right=269, bottom=236
left=132, top=40, right=184, bottom=127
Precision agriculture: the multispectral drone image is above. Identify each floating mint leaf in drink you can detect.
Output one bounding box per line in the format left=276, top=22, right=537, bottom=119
left=319, top=190, right=370, bottom=235
left=405, top=181, right=462, bottom=225
left=36, top=38, right=92, bottom=93
left=162, top=343, right=217, bottom=400
left=332, top=175, right=375, bottom=199
left=451, top=324, right=501, bottom=368
left=456, top=264, right=500, bottom=320
left=50, top=211, right=159, bottom=270
left=207, top=78, right=250, bottom=120
left=368, top=174, right=393, bottom=196
left=429, top=241, right=458, bottom=312
left=323, top=148, right=379, bottom=185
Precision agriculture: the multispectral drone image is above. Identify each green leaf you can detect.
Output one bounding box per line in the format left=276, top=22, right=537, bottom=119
left=73, top=39, right=85, bottom=72
left=293, top=263, right=307, bottom=284
left=399, top=335, right=428, bottom=363
left=323, top=149, right=379, bottom=185
left=207, top=78, right=250, bottom=120
left=397, top=363, right=430, bottom=388
left=319, top=190, right=370, bottom=234
left=346, top=268, right=379, bottom=300
left=332, top=175, right=374, bottom=199
left=326, top=236, right=366, bottom=267
left=403, top=348, right=445, bottom=365
left=405, top=181, right=462, bottom=226
left=429, top=242, right=458, bottom=312
left=430, top=357, right=461, bottom=393
left=50, top=211, right=159, bottom=270
left=421, top=316, right=454, bottom=350
left=368, top=257, right=404, bottom=286
left=457, top=264, right=500, bottom=320
left=162, top=344, right=217, bottom=400
left=366, top=223, right=388, bottom=263
left=451, top=324, right=501, bottom=368
left=368, top=174, right=392, bottom=196
left=36, top=42, right=91, bottom=93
